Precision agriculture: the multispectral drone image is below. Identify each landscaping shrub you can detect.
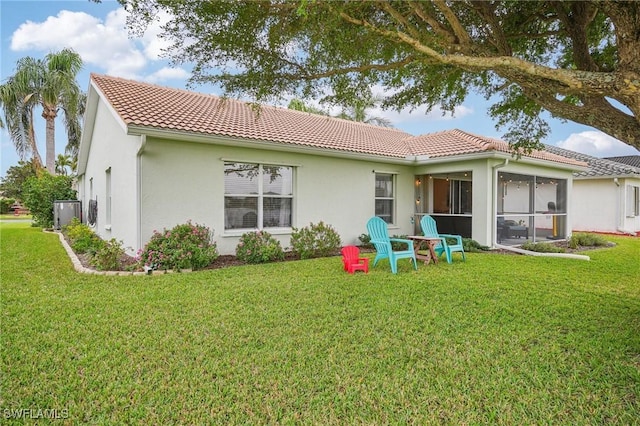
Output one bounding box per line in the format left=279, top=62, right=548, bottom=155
left=63, top=218, right=103, bottom=254
left=22, top=172, right=76, bottom=228
left=235, top=230, right=285, bottom=264
left=90, top=238, right=125, bottom=271
left=569, top=233, right=609, bottom=249
left=358, top=233, right=373, bottom=249
left=521, top=241, right=565, bottom=253
left=138, top=221, right=219, bottom=271
left=462, top=238, right=490, bottom=252
left=0, top=198, right=16, bottom=214
left=390, top=234, right=410, bottom=251
left=290, top=221, right=341, bottom=259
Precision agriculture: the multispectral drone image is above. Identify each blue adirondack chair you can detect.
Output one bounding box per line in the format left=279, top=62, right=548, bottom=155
left=366, top=217, right=417, bottom=274
left=420, top=215, right=466, bottom=264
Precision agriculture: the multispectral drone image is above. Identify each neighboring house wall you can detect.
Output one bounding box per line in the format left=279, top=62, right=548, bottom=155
left=78, top=99, right=141, bottom=252
left=139, top=137, right=417, bottom=255
left=622, top=178, right=640, bottom=234
left=572, top=177, right=640, bottom=234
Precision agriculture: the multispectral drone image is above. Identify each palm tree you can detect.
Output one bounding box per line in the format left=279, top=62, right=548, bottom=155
left=287, top=98, right=328, bottom=116
left=336, top=95, right=394, bottom=128
left=55, top=153, right=74, bottom=176
left=0, top=75, right=43, bottom=169
left=1, top=48, right=84, bottom=174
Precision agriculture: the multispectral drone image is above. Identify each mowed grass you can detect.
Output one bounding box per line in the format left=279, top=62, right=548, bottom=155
left=1, top=223, right=639, bottom=424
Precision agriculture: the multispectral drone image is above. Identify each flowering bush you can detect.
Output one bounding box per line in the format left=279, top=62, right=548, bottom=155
left=235, top=230, right=285, bottom=264
left=290, top=221, right=341, bottom=259
left=138, top=221, right=219, bottom=271
left=90, top=238, right=126, bottom=271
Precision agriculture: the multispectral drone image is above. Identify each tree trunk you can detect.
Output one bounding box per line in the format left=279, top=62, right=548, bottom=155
left=42, top=105, right=57, bottom=174
left=28, top=121, right=43, bottom=169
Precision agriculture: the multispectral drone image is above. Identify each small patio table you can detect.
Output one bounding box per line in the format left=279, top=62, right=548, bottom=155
left=408, top=236, right=440, bottom=265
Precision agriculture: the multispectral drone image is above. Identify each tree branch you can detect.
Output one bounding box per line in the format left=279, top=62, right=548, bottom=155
left=522, top=86, right=640, bottom=148
left=338, top=9, right=640, bottom=101
left=432, top=0, right=472, bottom=46
left=295, top=56, right=419, bottom=80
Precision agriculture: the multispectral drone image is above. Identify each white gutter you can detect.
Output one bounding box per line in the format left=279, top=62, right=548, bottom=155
left=127, top=126, right=414, bottom=165
left=126, top=125, right=588, bottom=171
left=136, top=134, right=147, bottom=252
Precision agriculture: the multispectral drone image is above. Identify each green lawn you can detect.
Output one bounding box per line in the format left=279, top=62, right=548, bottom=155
left=0, top=214, right=32, bottom=221
left=2, top=223, right=639, bottom=424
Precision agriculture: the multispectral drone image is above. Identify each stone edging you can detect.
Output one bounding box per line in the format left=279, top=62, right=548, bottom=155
left=46, top=230, right=192, bottom=276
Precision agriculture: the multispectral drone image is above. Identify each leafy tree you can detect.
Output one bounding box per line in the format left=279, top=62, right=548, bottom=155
left=0, top=48, right=84, bottom=174
left=0, top=159, right=40, bottom=201
left=22, top=172, right=76, bottom=228
left=0, top=198, right=16, bottom=215
left=113, top=0, right=640, bottom=152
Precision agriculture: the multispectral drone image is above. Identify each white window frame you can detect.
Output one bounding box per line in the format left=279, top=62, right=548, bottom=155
left=375, top=172, right=396, bottom=224
left=224, top=162, right=294, bottom=231
left=626, top=185, right=640, bottom=217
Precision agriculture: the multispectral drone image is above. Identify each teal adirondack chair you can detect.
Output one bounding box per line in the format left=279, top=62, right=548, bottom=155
left=366, top=217, right=417, bottom=274
left=420, top=215, right=466, bottom=264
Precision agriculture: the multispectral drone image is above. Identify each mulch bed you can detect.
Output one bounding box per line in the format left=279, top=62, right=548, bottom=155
left=68, top=239, right=613, bottom=273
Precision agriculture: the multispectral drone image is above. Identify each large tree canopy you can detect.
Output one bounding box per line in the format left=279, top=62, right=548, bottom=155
left=115, top=0, right=640, bottom=151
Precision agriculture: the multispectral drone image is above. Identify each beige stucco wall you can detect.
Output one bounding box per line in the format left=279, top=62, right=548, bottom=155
left=79, top=97, right=584, bottom=256
left=78, top=99, right=141, bottom=253
left=139, top=138, right=417, bottom=255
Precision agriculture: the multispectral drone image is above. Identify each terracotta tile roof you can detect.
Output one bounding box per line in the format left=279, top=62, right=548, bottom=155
left=90, top=73, right=586, bottom=168
left=91, top=73, right=412, bottom=158
left=545, top=145, right=640, bottom=177
left=405, top=129, right=586, bottom=166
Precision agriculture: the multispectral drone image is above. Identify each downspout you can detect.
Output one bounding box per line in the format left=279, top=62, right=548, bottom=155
left=491, top=159, right=509, bottom=247
left=136, top=135, right=147, bottom=253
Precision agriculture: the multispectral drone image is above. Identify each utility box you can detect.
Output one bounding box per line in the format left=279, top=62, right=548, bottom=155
left=53, top=200, right=82, bottom=230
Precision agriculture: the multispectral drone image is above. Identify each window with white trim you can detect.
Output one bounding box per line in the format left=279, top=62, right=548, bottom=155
left=375, top=173, right=395, bottom=224
left=224, top=162, right=293, bottom=230
left=626, top=185, right=640, bottom=217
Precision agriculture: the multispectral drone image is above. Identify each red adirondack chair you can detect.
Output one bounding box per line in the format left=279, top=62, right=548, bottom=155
left=341, top=245, right=369, bottom=274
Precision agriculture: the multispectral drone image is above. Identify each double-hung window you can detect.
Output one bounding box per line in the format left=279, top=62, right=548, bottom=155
left=224, top=162, right=293, bottom=230
left=375, top=173, right=395, bottom=224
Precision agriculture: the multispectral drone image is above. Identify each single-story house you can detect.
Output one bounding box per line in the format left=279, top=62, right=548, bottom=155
left=77, top=74, right=587, bottom=255
left=545, top=146, right=640, bottom=235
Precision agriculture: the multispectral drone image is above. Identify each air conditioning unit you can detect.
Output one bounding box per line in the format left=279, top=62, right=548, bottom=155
left=53, top=200, right=82, bottom=230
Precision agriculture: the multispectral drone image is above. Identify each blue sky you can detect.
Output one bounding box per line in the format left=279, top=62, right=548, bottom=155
left=1, top=0, right=639, bottom=177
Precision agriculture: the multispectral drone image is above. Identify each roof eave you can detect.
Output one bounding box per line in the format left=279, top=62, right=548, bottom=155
left=573, top=173, right=640, bottom=180
left=411, top=150, right=587, bottom=172
left=127, top=125, right=416, bottom=165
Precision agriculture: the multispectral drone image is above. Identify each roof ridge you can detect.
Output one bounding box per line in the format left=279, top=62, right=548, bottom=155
left=90, top=73, right=412, bottom=136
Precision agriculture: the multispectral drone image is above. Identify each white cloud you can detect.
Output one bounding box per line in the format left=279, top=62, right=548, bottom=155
left=139, top=10, right=175, bottom=60
left=379, top=104, right=474, bottom=126
left=9, top=8, right=171, bottom=80
left=556, top=131, right=640, bottom=157
left=144, top=67, right=191, bottom=84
